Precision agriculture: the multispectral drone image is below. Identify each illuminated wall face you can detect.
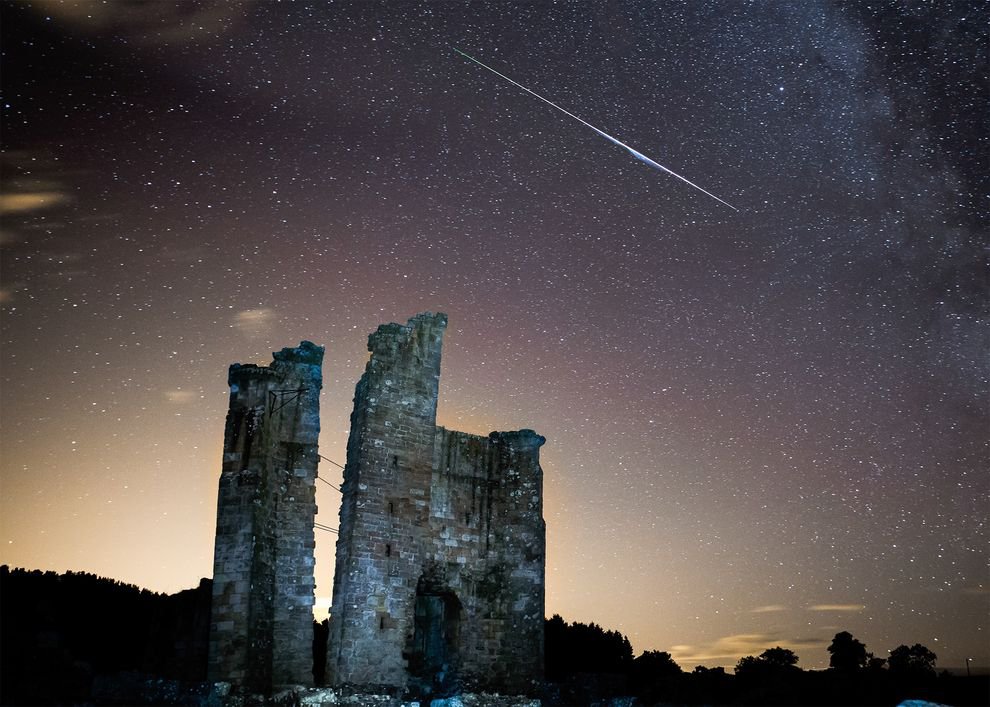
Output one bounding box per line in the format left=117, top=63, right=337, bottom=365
left=328, top=314, right=546, bottom=693
left=209, top=342, right=324, bottom=689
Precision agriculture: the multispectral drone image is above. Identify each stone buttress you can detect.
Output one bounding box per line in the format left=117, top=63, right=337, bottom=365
left=208, top=341, right=324, bottom=691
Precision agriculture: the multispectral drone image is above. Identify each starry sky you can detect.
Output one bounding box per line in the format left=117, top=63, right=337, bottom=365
left=1, top=0, right=987, bottom=672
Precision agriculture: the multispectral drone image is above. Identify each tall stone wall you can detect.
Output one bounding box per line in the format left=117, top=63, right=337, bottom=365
left=328, top=313, right=447, bottom=687
left=327, top=314, right=545, bottom=696
left=428, top=428, right=546, bottom=693
left=209, top=341, right=324, bottom=691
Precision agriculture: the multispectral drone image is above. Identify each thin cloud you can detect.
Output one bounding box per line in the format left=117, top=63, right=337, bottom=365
left=809, top=604, right=866, bottom=612
left=234, top=308, right=275, bottom=336
left=33, top=1, right=249, bottom=46
left=751, top=605, right=788, bottom=613
left=164, top=390, right=197, bottom=404
left=0, top=191, right=70, bottom=215
left=669, top=633, right=827, bottom=667
left=1, top=152, right=74, bottom=239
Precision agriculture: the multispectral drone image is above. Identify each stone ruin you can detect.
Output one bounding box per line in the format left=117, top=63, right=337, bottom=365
left=208, top=341, right=324, bottom=691
left=208, top=313, right=546, bottom=698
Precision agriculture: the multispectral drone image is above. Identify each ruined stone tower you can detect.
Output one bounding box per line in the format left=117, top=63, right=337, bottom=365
left=327, top=313, right=546, bottom=694
left=208, top=341, right=324, bottom=691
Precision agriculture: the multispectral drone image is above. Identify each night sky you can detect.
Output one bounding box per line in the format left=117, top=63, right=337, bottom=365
left=1, top=0, right=987, bottom=672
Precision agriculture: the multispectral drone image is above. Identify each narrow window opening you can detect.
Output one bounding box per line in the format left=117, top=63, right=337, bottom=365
left=389, top=501, right=395, bottom=515
left=386, top=543, right=392, bottom=557
left=380, top=617, right=385, bottom=630
left=464, top=512, right=471, bottom=525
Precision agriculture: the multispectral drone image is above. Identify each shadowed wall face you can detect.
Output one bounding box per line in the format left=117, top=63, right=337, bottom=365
left=427, top=427, right=545, bottom=692
left=209, top=341, right=324, bottom=691
left=327, top=313, right=545, bottom=695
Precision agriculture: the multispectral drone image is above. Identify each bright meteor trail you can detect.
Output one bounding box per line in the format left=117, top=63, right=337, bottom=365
left=453, top=47, right=739, bottom=212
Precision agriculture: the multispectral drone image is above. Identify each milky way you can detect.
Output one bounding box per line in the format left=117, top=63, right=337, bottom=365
left=1, top=0, right=986, bottom=671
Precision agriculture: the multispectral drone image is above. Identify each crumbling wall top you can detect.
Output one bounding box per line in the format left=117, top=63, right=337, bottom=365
left=488, top=429, right=546, bottom=450
left=273, top=340, right=325, bottom=366
left=227, top=341, right=325, bottom=388
left=368, top=312, right=447, bottom=358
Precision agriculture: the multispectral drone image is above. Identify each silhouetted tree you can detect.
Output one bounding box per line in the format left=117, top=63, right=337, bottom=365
left=734, top=655, right=763, bottom=679
left=888, top=643, right=937, bottom=678
left=543, top=614, right=570, bottom=680
left=759, top=646, right=799, bottom=669
left=544, top=615, right=634, bottom=703
left=630, top=650, right=682, bottom=701
left=827, top=631, right=868, bottom=671
left=735, top=646, right=800, bottom=677
left=865, top=652, right=886, bottom=672
left=544, top=615, right=633, bottom=678
left=686, top=665, right=734, bottom=705
left=633, top=650, right=681, bottom=678
left=734, top=647, right=802, bottom=704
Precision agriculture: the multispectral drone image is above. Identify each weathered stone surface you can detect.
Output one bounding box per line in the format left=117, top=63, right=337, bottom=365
left=207, top=318, right=545, bottom=697
left=209, top=341, right=324, bottom=692
left=327, top=314, right=546, bottom=696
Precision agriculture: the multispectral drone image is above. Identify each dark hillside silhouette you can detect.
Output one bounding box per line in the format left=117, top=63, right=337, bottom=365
left=0, top=566, right=210, bottom=705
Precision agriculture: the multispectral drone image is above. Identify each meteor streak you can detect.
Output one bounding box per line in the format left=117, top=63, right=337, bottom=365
left=453, top=47, right=738, bottom=212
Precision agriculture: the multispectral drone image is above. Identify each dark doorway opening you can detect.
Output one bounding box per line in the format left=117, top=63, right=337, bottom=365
left=409, top=590, right=460, bottom=694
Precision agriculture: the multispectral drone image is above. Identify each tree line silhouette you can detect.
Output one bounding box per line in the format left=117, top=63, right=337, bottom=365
left=0, top=566, right=210, bottom=705
left=543, top=615, right=986, bottom=706
left=2, top=567, right=986, bottom=705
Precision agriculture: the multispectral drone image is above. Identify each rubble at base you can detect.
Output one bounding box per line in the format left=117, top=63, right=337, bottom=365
left=88, top=675, right=540, bottom=707
left=209, top=684, right=541, bottom=707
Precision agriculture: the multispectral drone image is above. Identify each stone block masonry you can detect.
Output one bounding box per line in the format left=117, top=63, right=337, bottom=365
left=209, top=341, right=324, bottom=692
left=207, top=317, right=545, bottom=696
left=327, top=313, right=546, bottom=696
